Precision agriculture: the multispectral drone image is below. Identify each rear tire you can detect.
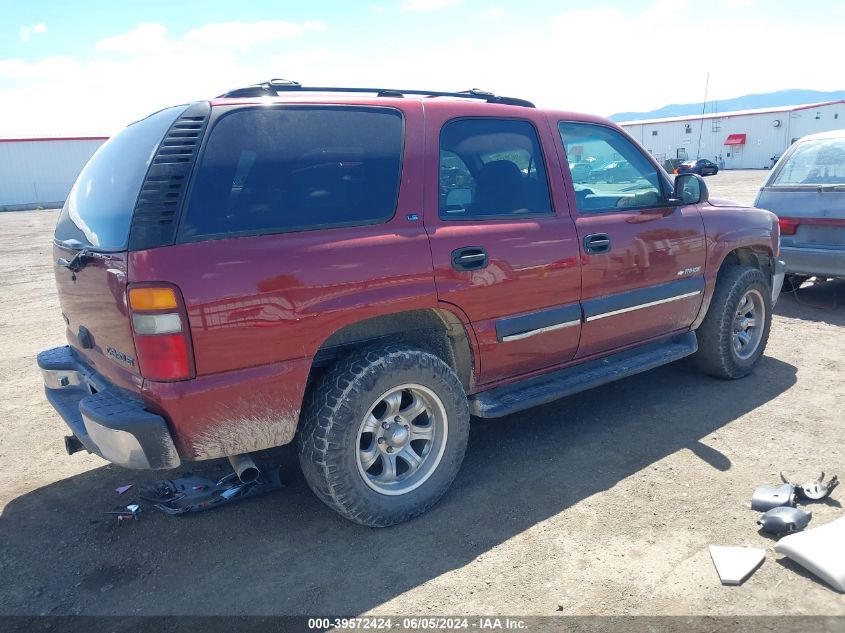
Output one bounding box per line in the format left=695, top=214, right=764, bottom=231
left=692, top=265, right=772, bottom=379
left=298, top=345, right=470, bottom=527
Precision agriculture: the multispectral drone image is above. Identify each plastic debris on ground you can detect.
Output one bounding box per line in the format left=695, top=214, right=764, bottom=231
left=105, top=503, right=141, bottom=524
left=139, top=468, right=284, bottom=515
left=708, top=545, right=765, bottom=585
left=780, top=472, right=839, bottom=501
left=757, top=506, right=812, bottom=536
left=774, top=516, right=845, bottom=592
left=114, top=484, right=133, bottom=495
left=749, top=472, right=838, bottom=511
left=750, top=483, right=796, bottom=511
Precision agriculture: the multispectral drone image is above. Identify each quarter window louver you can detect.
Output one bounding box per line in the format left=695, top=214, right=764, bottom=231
left=128, top=102, right=211, bottom=250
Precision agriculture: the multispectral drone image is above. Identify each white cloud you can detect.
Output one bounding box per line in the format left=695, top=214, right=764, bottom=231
left=1, top=3, right=843, bottom=136
left=96, top=20, right=324, bottom=55
left=96, top=23, right=169, bottom=55
left=19, top=23, right=47, bottom=42
left=402, top=0, right=462, bottom=12
left=185, top=20, right=325, bottom=51
left=721, top=0, right=753, bottom=6
left=640, top=0, right=689, bottom=23
left=0, top=56, right=80, bottom=80
left=272, top=48, right=340, bottom=77
left=483, top=8, right=505, bottom=18
left=536, top=1, right=843, bottom=115
left=0, top=19, right=330, bottom=135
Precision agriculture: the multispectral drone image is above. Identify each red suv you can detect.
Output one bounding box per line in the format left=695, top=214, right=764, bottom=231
left=39, top=80, right=785, bottom=526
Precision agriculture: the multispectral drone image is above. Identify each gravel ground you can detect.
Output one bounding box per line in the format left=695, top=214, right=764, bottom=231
left=705, top=168, right=770, bottom=206
left=1, top=170, right=844, bottom=616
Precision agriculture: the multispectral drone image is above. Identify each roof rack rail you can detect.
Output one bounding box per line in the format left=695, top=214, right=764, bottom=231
left=217, top=79, right=535, bottom=108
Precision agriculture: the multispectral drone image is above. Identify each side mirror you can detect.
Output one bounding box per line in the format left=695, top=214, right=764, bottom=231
left=671, top=173, right=709, bottom=205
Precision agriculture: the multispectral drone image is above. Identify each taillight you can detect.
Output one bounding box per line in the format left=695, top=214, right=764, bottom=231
left=778, top=217, right=799, bottom=236
left=128, top=285, right=195, bottom=381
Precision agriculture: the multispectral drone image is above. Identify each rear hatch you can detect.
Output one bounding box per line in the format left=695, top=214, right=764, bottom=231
left=756, top=135, right=845, bottom=250
left=52, top=105, right=189, bottom=388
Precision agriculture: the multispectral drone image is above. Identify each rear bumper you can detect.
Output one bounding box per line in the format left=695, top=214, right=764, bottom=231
left=781, top=246, right=845, bottom=279
left=38, top=346, right=180, bottom=469
left=772, top=259, right=786, bottom=305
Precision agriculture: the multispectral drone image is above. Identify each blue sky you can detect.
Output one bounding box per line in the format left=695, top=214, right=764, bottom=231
left=1, top=0, right=844, bottom=135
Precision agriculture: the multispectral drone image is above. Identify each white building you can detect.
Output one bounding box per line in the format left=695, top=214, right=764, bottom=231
left=0, top=136, right=107, bottom=210
left=620, top=100, right=845, bottom=170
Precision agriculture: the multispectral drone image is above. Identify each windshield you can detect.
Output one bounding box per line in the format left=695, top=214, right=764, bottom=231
left=772, top=137, right=845, bottom=186
left=54, top=105, right=188, bottom=250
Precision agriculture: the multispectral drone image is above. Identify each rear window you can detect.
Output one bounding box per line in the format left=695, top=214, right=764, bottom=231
left=54, top=105, right=188, bottom=250
left=179, top=106, right=404, bottom=240
left=772, top=137, right=845, bottom=186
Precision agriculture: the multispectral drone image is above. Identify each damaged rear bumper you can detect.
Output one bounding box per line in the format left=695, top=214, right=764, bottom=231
left=38, top=346, right=180, bottom=469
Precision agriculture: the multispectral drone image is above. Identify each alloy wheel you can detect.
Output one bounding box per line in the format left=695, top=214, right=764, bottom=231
left=355, top=384, right=448, bottom=496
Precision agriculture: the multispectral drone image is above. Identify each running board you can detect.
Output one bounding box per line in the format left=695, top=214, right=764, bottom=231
left=469, top=332, right=698, bottom=418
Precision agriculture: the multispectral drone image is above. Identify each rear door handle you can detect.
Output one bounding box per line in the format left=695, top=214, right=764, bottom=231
left=583, top=233, right=611, bottom=254
left=451, top=246, right=489, bottom=271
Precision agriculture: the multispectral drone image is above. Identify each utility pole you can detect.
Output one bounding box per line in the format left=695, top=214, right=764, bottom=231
left=697, top=72, right=709, bottom=160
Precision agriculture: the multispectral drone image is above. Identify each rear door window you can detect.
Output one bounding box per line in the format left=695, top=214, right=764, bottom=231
left=772, top=137, right=845, bottom=186
left=54, top=105, right=188, bottom=250
left=438, top=118, right=553, bottom=219
left=180, top=106, right=404, bottom=240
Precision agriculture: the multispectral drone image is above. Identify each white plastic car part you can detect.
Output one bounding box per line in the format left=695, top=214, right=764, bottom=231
left=708, top=545, right=765, bottom=585
left=774, top=516, right=845, bottom=592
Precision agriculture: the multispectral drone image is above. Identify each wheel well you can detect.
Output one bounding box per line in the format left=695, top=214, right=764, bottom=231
left=307, top=309, right=475, bottom=392
left=720, top=246, right=773, bottom=284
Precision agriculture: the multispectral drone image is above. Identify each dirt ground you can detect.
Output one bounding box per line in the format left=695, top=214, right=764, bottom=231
left=1, top=169, right=844, bottom=616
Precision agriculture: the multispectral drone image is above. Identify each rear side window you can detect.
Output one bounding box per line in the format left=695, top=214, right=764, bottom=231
left=772, top=137, right=845, bottom=186
left=55, top=105, right=188, bottom=250
left=439, top=118, right=553, bottom=219
left=180, top=107, right=404, bottom=239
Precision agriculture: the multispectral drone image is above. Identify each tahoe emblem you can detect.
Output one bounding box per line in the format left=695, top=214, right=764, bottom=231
left=106, top=347, right=136, bottom=367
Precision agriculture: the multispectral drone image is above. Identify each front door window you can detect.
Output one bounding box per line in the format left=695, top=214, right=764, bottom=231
left=558, top=122, right=665, bottom=213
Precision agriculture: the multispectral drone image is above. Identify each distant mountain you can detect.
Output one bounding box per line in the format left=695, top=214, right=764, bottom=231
left=609, top=89, right=845, bottom=122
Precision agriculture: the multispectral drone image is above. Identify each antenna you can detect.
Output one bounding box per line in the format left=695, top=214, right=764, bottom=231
left=696, top=72, right=709, bottom=160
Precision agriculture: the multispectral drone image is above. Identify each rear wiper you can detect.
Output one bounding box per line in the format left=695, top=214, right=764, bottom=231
left=56, top=239, right=94, bottom=272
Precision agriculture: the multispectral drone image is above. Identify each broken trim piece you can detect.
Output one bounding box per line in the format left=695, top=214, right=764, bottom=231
left=709, top=545, right=765, bottom=585
left=757, top=506, right=812, bottom=536
left=780, top=471, right=839, bottom=501
left=751, top=483, right=796, bottom=511
left=140, top=469, right=284, bottom=515
left=774, top=516, right=845, bottom=592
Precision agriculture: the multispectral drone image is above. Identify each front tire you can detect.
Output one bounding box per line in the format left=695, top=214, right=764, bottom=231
left=692, top=266, right=772, bottom=379
left=298, top=346, right=470, bottom=527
